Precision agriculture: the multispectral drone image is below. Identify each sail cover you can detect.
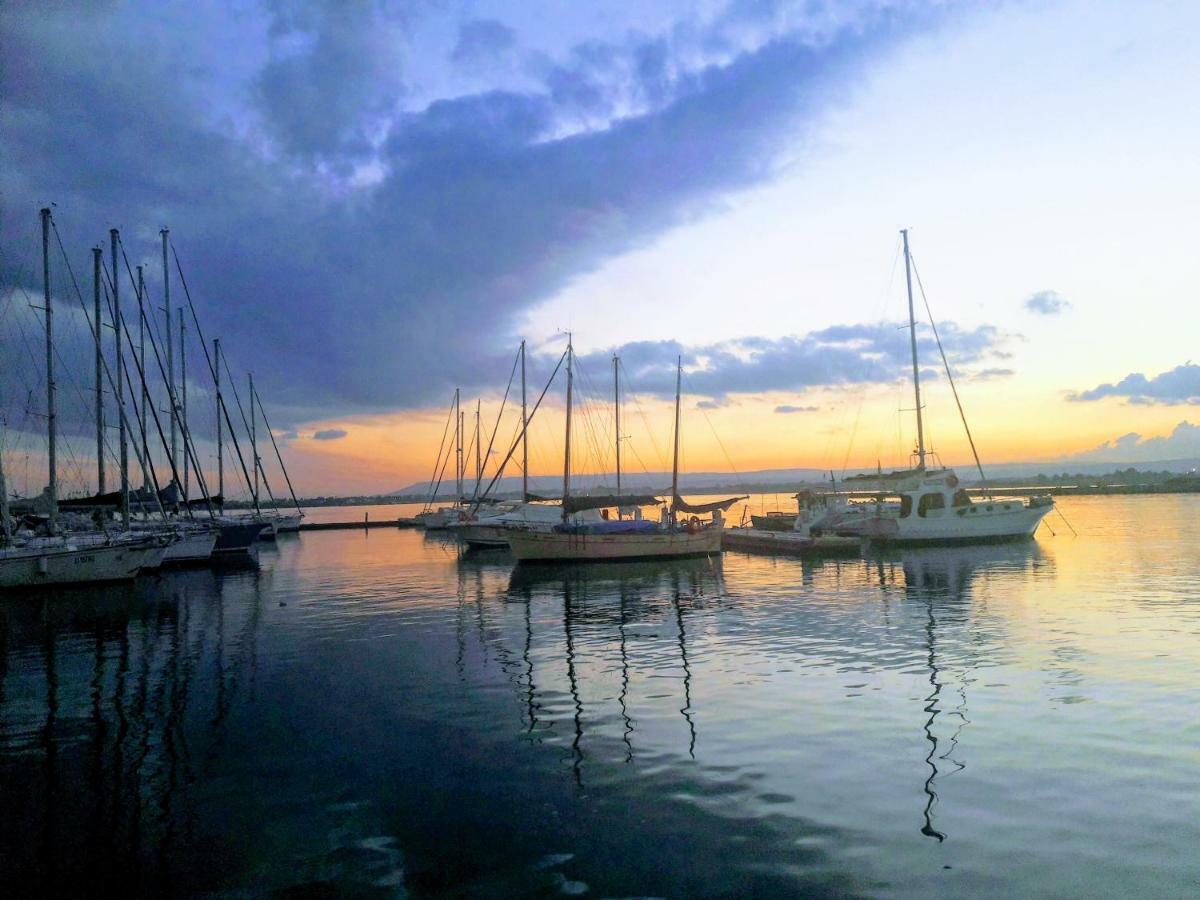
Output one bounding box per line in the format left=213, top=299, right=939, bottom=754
left=563, top=494, right=662, bottom=514
left=672, top=494, right=748, bottom=514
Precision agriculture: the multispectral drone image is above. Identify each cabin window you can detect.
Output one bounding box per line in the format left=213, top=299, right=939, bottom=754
left=918, top=493, right=945, bottom=517
left=952, top=489, right=971, bottom=507
left=899, top=496, right=913, bottom=518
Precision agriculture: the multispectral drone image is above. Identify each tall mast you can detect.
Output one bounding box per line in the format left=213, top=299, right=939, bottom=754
left=42, top=209, right=58, bottom=532
left=0, top=445, right=11, bottom=544
left=902, top=228, right=926, bottom=469
left=613, top=354, right=621, bottom=508
left=520, top=340, right=528, bottom=502
left=562, top=335, right=573, bottom=522
left=214, top=339, right=223, bottom=500
left=111, top=229, right=129, bottom=525
left=137, top=265, right=150, bottom=484
left=93, top=247, right=106, bottom=495
left=162, top=228, right=176, bottom=476
left=670, top=356, right=682, bottom=524
left=249, top=373, right=258, bottom=507
left=454, top=388, right=462, bottom=504
left=180, top=313, right=188, bottom=500
left=474, top=400, right=481, bottom=487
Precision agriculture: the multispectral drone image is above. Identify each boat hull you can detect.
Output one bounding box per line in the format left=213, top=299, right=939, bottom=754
left=0, top=539, right=161, bottom=589
left=214, top=520, right=263, bottom=555
left=506, top=527, right=723, bottom=562
left=162, top=530, right=219, bottom=564
left=862, top=502, right=1050, bottom=545
left=458, top=523, right=512, bottom=548
left=750, top=514, right=795, bottom=532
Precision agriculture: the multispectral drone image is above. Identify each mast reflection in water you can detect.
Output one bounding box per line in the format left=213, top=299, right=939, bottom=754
left=2, top=502, right=1199, bottom=897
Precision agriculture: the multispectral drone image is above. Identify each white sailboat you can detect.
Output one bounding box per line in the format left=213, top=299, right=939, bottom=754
left=1, top=209, right=165, bottom=589
left=857, top=230, right=1053, bottom=545
left=506, top=346, right=731, bottom=563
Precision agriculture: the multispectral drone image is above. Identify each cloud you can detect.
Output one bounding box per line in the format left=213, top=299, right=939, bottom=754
left=774, top=404, right=819, bottom=413
left=1070, top=421, right=1200, bottom=462
left=312, top=428, right=348, bottom=441
left=1024, top=290, right=1070, bottom=315
left=451, top=19, right=517, bottom=69
left=578, top=320, right=1011, bottom=402
left=695, top=399, right=723, bottom=410
left=0, top=2, right=947, bottom=434
left=1069, top=363, right=1200, bottom=406
left=971, top=367, right=1014, bottom=380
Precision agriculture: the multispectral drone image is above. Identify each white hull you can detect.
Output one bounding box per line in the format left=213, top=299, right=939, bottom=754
left=458, top=523, right=512, bottom=547
left=863, top=501, right=1050, bottom=544
left=272, top=513, right=302, bottom=533
left=162, top=530, right=218, bottom=563
left=506, top=527, right=723, bottom=562
left=0, top=538, right=162, bottom=589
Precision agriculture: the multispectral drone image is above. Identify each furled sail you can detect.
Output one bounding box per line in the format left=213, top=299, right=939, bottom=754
left=563, top=493, right=662, bottom=514
left=671, top=494, right=747, bottom=514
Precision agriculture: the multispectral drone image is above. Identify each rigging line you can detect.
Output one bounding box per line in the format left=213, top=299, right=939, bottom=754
left=48, top=222, right=162, bottom=518
left=251, top=385, right=302, bottom=513
left=838, top=237, right=902, bottom=477
left=909, top=253, right=989, bottom=492
left=116, top=241, right=217, bottom=512
left=618, top=359, right=668, bottom=472
left=101, top=257, right=197, bottom=518
left=169, top=243, right=259, bottom=513
left=423, top=393, right=457, bottom=510
left=220, top=353, right=278, bottom=506
left=681, top=368, right=745, bottom=489
left=471, top=347, right=522, bottom=502
left=472, top=347, right=567, bottom=509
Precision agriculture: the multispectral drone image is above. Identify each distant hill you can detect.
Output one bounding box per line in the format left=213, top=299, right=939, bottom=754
left=394, top=457, right=1200, bottom=499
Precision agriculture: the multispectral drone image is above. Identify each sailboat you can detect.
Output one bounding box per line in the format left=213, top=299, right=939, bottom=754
left=506, top=344, right=734, bottom=563
left=855, top=230, right=1053, bottom=545
left=416, top=388, right=469, bottom=530
left=1, top=209, right=165, bottom=589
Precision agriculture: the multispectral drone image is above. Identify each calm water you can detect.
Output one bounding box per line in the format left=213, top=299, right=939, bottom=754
left=1, top=495, right=1198, bottom=897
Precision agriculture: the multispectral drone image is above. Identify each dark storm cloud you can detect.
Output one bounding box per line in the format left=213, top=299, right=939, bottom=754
left=1069, top=363, right=1200, bottom=406
left=1, top=1, right=941, bottom=432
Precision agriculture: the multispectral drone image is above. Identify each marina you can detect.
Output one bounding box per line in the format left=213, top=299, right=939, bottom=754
left=3, top=2, right=1198, bottom=895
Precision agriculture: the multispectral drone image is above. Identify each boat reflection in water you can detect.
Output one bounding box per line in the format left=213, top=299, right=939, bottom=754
left=0, top=570, right=264, bottom=895
left=863, top=542, right=1054, bottom=843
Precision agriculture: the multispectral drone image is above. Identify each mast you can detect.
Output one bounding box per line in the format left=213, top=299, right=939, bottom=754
left=520, top=340, right=528, bottom=502
left=562, top=335, right=573, bottom=522
left=112, top=229, right=129, bottom=525
left=93, top=247, right=106, bottom=495
left=214, top=339, right=223, bottom=501
left=137, top=265, right=149, bottom=485
left=42, top=209, right=58, bottom=532
left=180, top=313, right=188, bottom=500
left=249, top=373, right=258, bottom=508
left=0, top=445, right=11, bottom=544
left=474, top=400, right=481, bottom=488
left=162, top=228, right=176, bottom=476
left=454, top=388, right=462, bottom=504
left=670, top=355, right=681, bottom=524
left=902, top=228, right=927, bottom=469
left=613, top=354, right=621, bottom=511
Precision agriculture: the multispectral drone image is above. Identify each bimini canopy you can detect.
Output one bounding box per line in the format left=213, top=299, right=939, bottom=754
left=672, top=494, right=747, bottom=514
left=563, top=494, right=662, bottom=514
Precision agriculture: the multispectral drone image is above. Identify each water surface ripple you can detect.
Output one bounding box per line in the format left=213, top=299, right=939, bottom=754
left=1, top=495, right=1198, bottom=897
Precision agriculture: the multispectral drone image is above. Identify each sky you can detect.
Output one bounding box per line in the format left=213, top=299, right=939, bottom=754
left=2, top=0, right=1199, bottom=498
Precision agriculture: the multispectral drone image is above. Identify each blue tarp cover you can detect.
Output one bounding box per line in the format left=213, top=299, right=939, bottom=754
left=555, top=520, right=660, bottom=535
